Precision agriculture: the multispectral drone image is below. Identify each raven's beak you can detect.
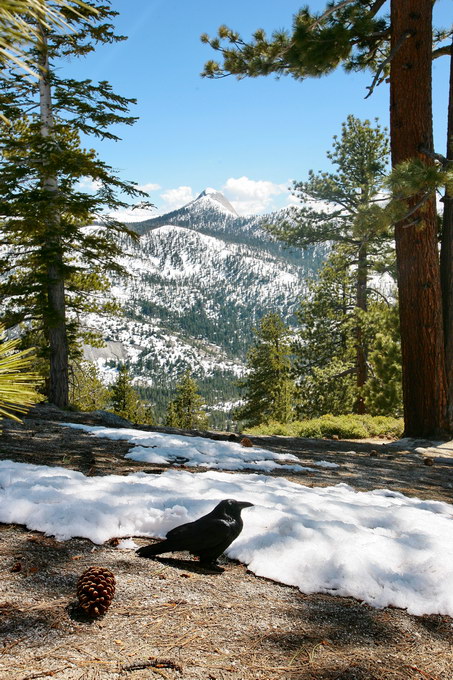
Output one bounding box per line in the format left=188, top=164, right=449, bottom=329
left=238, top=501, right=254, bottom=509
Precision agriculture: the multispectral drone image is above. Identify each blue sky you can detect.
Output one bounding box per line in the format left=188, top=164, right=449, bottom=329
left=65, top=0, right=452, bottom=218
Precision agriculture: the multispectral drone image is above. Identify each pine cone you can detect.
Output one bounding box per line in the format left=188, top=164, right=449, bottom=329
left=77, top=566, right=116, bottom=617
left=240, top=437, right=253, bottom=447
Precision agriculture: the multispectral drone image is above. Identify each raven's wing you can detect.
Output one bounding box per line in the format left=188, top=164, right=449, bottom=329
left=165, top=516, right=234, bottom=553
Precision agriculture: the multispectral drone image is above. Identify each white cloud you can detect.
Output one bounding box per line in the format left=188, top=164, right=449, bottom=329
left=76, top=177, right=103, bottom=192
left=103, top=185, right=195, bottom=223
left=160, top=186, right=195, bottom=212
left=106, top=206, right=156, bottom=223
left=222, top=176, right=290, bottom=215
left=137, top=182, right=161, bottom=193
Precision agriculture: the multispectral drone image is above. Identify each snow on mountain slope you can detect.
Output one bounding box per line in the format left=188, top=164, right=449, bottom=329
left=87, top=224, right=304, bottom=373
left=188, top=188, right=239, bottom=216
left=120, top=224, right=303, bottom=310
left=130, top=188, right=265, bottom=238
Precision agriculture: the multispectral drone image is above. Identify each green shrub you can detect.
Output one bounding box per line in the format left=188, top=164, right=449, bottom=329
left=246, top=414, right=404, bottom=439
left=262, top=421, right=298, bottom=436
left=0, top=325, right=42, bottom=424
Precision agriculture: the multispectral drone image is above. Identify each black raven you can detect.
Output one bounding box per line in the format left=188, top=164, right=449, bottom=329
left=136, top=498, right=253, bottom=565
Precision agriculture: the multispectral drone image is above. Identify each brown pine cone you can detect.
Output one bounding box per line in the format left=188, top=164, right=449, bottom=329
left=77, top=566, right=116, bottom=617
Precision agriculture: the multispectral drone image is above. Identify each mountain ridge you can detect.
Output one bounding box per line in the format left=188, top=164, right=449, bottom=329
left=85, top=190, right=326, bottom=424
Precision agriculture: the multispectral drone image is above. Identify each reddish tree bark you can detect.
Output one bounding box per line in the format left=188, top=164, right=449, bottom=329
left=390, top=0, right=448, bottom=436
left=440, top=38, right=453, bottom=430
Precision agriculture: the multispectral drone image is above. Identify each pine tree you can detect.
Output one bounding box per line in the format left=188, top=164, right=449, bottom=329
left=271, top=116, right=393, bottom=413
left=201, top=0, right=452, bottom=436
left=294, top=251, right=402, bottom=418
left=294, top=253, right=356, bottom=417
left=69, top=361, right=109, bottom=412
left=389, top=0, right=447, bottom=436
left=109, top=364, right=153, bottom=425
left=364, top=305, right=403, bottom=417
left=236, top=313, right=294, bottom=427
left=165, top=401, right=178, bottom=428
left=0, top=1, right=146, bottom=408
left=166, top=370, right=209, bottom=430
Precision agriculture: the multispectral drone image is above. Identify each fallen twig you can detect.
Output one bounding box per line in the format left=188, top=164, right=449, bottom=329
left=403, top=665, right=440, bottom=680
left=20, top=667, right=73, bottom=680
left=121, top=658, right=182, bottom=673
left=1, top=637, right=26, bottom=655
left=161, top=631, right=200, bottom=649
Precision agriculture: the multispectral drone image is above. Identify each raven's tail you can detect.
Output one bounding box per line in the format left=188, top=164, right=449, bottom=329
left=136, top=540, right=170, bottom=558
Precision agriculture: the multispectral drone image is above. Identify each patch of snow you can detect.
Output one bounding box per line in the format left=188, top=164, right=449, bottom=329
left=61, top=423, right=311, bottom=473
left=116, top=538, right=139, bottom=550
left=0, top=460, right=452, bottom=616
left=313, top=460, right=340, bottom=469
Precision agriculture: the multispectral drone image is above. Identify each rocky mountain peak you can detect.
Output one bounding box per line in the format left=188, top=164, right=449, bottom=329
left=193, top=188, right=239, bottom=217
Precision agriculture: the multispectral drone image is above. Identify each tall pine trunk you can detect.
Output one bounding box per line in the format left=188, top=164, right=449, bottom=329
left=440, top=38, right=453, bottom=430
left=38, top=25, right=69, bottom=408
left=390, top=0, right=448, bottom=436
left=354, top=242, right=367, bottom=414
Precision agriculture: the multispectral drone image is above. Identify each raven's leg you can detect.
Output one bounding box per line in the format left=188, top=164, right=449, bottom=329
left=199, top=561, right=224, bottom=573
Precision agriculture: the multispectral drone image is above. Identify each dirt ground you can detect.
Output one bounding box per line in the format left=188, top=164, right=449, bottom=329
left=0, top=404, right=452, bottom=680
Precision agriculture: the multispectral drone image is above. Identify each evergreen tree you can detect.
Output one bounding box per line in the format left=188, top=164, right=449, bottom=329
left=236, top=313, right=294, bottom=427
left=271, top=116, right=393, bottom=412
left=69, top=360, right=109, bottom=412
left=201, top=0, right=452, bottom=436
left=165, top=400, right=178, bottom=428
left=294, top=250, right=402, bottom=418
left=109, top=364, right=153, bottom=425
left=0, top=1, right=146, bottom=408
left=364, top=305, right=403, bottom=417
left=166, top=370, right=209, bottom=430
left=389, top=0, right=447, bottom=436
left=294, top=253, right=357, bottom=417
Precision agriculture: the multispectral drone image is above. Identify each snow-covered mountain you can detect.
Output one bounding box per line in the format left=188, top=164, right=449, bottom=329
left=85, top=190, right=326, bottom=423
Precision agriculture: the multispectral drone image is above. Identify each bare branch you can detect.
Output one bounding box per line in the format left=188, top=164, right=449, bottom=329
left=309, top=0, right=356, bottom=31
left=365, top=30, right=412, bottom=99
left=399, top=191, right=435, bottom=223
left=368, top=0, right=388, bottom=18
left=331, top=366, right=356, bottom=379
left=401, top=216, right=422, bottom=229
left=366, top=287, right=392, bottom=305
left=432, top=45, right=452, bottom=60
left=419, top=145, right=450, bottom=166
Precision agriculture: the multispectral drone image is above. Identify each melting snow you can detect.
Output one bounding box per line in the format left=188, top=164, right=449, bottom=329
left=0, top=460, right=452, bottom=616
left=61, top=423, right=312, bottom=473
